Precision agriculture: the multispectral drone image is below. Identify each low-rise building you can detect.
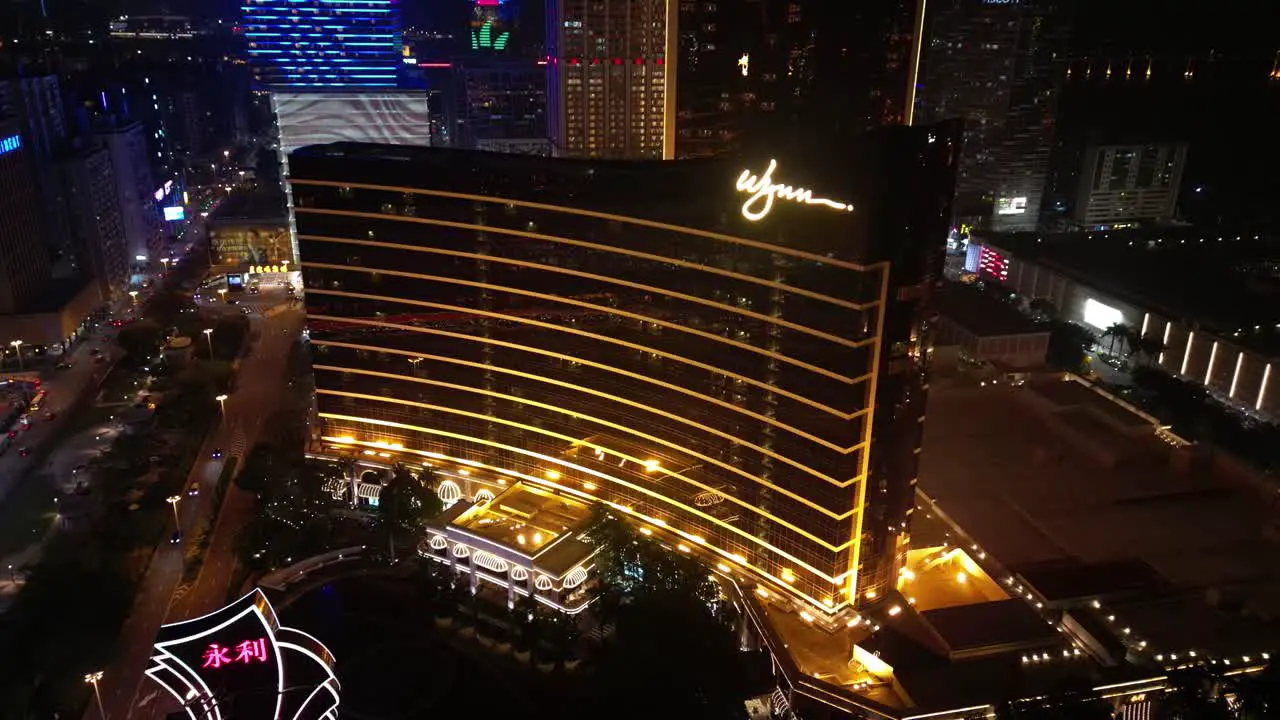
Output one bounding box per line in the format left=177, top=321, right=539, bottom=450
left=935, top=282, right=1050, bottom=369
left=422, top=482, right=598, bottom=614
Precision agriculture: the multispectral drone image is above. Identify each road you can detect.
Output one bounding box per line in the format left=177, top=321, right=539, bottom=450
left=91, top=288, right=304, bottom=720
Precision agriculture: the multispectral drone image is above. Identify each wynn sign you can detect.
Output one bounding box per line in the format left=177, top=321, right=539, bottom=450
left=145, top=589, right=339, bottom=720
left=735, top=159, right=854, bottom=222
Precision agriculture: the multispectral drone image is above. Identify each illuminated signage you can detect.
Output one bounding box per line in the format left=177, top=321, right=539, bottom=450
left=995, top=196, right=1028, bottom=215
left=735, top=159, right=853, bottom=222
left=146, top=589, right=339, bottom=720
left=203, top=638, right=270, bottom=668
left=738, top=53, right=750, bottom=77
left=0, top=134, right=21, bottom=156
left=153, top=188, right=165, bottom=202
left=163, top=206, right=185, bottom=222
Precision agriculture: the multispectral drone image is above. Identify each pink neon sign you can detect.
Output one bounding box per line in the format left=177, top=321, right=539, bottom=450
left=201, top=638, right=269, bottom=669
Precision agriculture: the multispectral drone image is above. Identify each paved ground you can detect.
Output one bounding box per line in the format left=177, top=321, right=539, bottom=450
left=91, top=291, right=304, bottom=720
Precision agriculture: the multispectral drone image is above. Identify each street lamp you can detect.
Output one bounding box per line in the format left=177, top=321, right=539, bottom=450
left=84, top=671, right=106, bottom=719
left=128, top=290, right=139, bottom=305
left=9, top=340, right=22, bottom=370
left=216, top=394, right=228, bottom=417
left=202, top=328, right=214, bottom=356
left=217, top=288, right=227, bottom=302
left=167, top=495, right=182, bottom=528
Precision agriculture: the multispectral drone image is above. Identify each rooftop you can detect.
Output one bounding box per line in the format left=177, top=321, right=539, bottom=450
left=917, top=372, right=1280, bottom=660
left=451, top=482, right=592, bottom=559
left=977, top=227, right=1280, bottom=356
left=208, top=190, right=288, bottom=224
left=937, top=281, right=1047, bottom=337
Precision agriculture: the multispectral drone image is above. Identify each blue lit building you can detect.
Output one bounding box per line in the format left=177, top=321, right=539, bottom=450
left=242, top=0, right=403, bottom=89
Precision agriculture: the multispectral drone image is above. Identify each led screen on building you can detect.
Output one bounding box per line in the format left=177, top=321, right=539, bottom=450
left=273, top=92, right=432, bottom=154
left=163, top=206, right=185, bottom=222
left=1083, top=298, right=1125, bottom=330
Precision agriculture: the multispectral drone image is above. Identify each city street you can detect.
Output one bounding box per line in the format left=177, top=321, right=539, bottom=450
left=91, top=290, right=304, bottom=720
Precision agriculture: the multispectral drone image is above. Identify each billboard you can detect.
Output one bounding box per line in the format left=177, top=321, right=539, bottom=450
left=227, top=273, right=245, bottom=290
left=146, top=589, right=338, bottom=720
left=995, top=196, right=1028, bottom=215
left=273, top=92, right=432, bottom=154
left=163, top=206, right=185, bottom=222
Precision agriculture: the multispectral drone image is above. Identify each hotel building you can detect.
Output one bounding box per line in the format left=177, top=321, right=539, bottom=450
left=545, top=0, right=678, bottom=159
left=290, top=122, right=961, bottom=622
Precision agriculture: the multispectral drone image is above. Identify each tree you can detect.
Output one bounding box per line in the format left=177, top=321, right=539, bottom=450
left=1162, top=667, right=1232, bottom=720
left=1230, top=661, right=1280, bottom=719
left=115, top=320, right=164, bottom=363
left=235, top=442, right=275, bottom=493
left=587, top=591, right=751, bottom=720
left=1102, top=322, right=1136, bottom=356
left=1134, top=335, right=1166, bottom=367
left=1046, top=321, right=1098, bottom=374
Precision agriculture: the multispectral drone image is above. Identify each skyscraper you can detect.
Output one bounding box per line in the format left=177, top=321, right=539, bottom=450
left=242, top=0, right=402, bottom=89
left=545, top=0, right=677, bottom=159
left=98, top=120, right=160, bottom=264
left=916, top=0, right=1066, bottom=231
left=0, top=122, right=52, bottom=314
left=55, top=144, right=129, bottom=299
left=290, top=120, right=961, bottom=620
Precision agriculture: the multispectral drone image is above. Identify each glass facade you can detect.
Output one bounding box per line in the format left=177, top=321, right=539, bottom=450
left=291, top=123, right=960, bottom=617
left=242, top=0, right=402, bottom=89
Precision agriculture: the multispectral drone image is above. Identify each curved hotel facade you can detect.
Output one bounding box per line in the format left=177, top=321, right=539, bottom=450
left=290, top=124, right=960, bottom=619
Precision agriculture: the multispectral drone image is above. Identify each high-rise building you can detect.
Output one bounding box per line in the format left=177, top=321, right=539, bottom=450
left=242, top=0, right=402, bottom=89
left=0, top=75, right=77, bottom=276
left=290, top=120, right=961, bottom=620
left=1072, top=142, right=1187, bottom=228
left=98, top=120, right=160, bottom=264
left=916, top=0, right=1067, bottom=231
left=0, top=122, right=52, bottom=314
left=545, top=0, right=677, bottom=159
left=453, top=58, right=549, bottom=154
left=55, top=143, right=129, bottom=299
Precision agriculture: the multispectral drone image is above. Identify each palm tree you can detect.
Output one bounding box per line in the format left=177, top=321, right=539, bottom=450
left=1134, top=335, right=1166, bottom=367
left=1102, top=322, right=1136, bottom=356
left=1028, top=297, right=1057, bottom=320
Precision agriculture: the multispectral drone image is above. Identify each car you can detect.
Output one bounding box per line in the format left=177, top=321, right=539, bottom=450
left=43, top=411, right=55, bottom=421
left=170, top=530, right=183, bottom=544
left=211, top=448, right=223, bottom=459
left=18, top=447, right=29, bottom=457
left=89, top=348, right=102, bottom=356
left=94, top=355, right=106, bottom=364
left=55, top=362, right=72, bottom=370
left=188, top=482, right=200, bottom=496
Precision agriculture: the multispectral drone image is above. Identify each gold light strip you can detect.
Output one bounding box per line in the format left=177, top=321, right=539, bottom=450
left=291, top=182, right=885, bottom=272
left=316, top=385, right=861, bottom=517
left=308, top=314, right=863, bottom=417
left=301, top=254, right=869, bottom=347
left=313, top=341, right=872, bottom=448
left=845, top=252, right=894, bottom=599
left=318, top=417, right=860, bottom=563
left=306, top=287, right=862, bottom=383
left=298, top=227, right=877, bottom=310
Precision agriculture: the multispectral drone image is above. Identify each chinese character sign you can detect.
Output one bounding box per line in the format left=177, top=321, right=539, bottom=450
left=202, top=638, right=270, bottom=669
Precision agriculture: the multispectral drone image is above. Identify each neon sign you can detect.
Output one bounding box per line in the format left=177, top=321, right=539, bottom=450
left=735, top=159, right=853, bottom=222
left=202, top=638, right=270, bottom=668
left=738, top=52, right=750, bottom=77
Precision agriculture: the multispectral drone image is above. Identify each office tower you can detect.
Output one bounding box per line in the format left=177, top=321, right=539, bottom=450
left=0, top=123, right=52, bottom=314
left=290, top=120, right=961, bottom=619
left=545, top=0, right=677, bottom=159
left=1073, top=142, right=1187, bottom=228
left=0, top=75, right=76, bottom=276
left=454, top=58, right=549, bottom=154
left=917, top=0, right=1066, bottom=231
left=98, top=121, right=161, bottom=263
left=242, top=0, right=402, bottom=89
left=55, top=144, right=129, bottom=299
